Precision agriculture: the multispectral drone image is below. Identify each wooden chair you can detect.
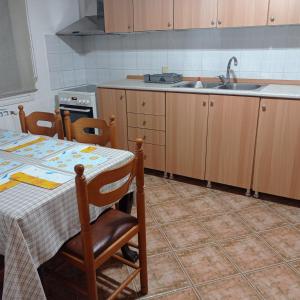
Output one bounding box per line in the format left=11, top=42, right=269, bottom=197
left=18, top=105, right=64, bottom=139
left=56, top=139, right=148, bottom=300
left=64, top=111, right=117, bottom=148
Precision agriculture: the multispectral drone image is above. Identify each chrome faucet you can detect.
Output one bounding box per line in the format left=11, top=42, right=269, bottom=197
left=218, top=56, right=238, bottom=85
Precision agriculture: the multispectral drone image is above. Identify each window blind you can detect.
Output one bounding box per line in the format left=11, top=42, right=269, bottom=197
left=0, top=0, right=36, bottom=99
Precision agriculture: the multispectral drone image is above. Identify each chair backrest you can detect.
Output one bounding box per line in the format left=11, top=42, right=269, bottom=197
left=18, top=105, right=64, bottom=139
left=74, top=139, right=145, bottom=260
left=64, top=111, right=117, bottom=148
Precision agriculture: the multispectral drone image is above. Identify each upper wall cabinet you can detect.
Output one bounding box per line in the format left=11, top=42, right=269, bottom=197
left=268, top=0, right=300, bottom=25
left=217, top=0, right=269, bottom=28
left=104, top=0, right=134, bottom=33
left=133, top=0, right=173, bottom=32
left=174, top=0, right=218, bottom=29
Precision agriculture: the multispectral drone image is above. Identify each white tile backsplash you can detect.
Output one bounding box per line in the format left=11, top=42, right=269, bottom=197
left=46, top=26, right=300, bottom=90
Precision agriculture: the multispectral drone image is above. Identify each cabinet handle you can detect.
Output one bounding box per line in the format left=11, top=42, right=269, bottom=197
left=128, top=25, right=131, bottom=30
left=210, top=101, right=214, bottom=107
left=143, top=135, right=146, bottom=140
left=211, top=20, right=215, bottom=26
left=203, top=101, right=207, bottom=107
left=262, top=105, right=267, bottom=112
left=143, top=121, right=146, bottom=126
left=168, top=22, right=172, bottom=27
left=120, top=95, right=124, bottom=100
left=270, top=16, right=275, bottom=22
left=142, top=101, right=146, bottom=107
left=218, top=20, right=222, bottom=25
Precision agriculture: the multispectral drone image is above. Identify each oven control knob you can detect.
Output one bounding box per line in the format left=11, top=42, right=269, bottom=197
left=79, top=100, right=82, bottom=104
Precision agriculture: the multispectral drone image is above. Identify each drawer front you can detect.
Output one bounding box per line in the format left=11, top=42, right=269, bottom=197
left=126, top=90, right=165, bottom=115
left=128, top=127, right=165, bottom=145
left=128, top=141, right=165, bottom=171
left=127, top=113, right=165, bottom=131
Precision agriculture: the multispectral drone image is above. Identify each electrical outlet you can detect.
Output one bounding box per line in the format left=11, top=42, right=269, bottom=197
left=162, top=66, right=169, bottom=74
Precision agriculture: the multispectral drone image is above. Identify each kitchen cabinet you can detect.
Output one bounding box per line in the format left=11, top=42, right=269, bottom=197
left=166, top=93, right=209, bottom=180
left=174, top=0, right=217, bottom=29
left=268, top=0, right=300, bottom=25
left=206, top=95, right=260, bottom=189
left=133, top=0, right=173, bottom=32
left=97, top=88, right=128, bottom=150
left=217, top=0, right=269, bottom=28
left=253, top=99, right=300, bottom=200
left=104, top=0, right=134, bottom=33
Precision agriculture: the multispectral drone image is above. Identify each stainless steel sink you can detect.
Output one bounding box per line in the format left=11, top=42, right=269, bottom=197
left=173, top=81, right=222, bottom=89
left=217, top=83, right=263, bottom=91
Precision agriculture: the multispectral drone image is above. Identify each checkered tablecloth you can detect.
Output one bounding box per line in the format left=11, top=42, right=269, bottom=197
left=0, top=132, right=134, bottom=300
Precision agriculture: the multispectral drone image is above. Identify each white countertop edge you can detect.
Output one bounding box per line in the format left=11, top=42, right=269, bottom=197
left=98, top=80, right=300, bottom=100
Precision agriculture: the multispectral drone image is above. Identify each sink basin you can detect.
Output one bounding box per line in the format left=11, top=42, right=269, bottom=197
left=173, top=81, right=222, bottom=89
left=217, top=83, right=263, bottom=91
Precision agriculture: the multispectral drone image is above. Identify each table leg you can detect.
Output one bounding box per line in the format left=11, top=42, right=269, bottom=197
left=118, top=192, right=139, bottom=263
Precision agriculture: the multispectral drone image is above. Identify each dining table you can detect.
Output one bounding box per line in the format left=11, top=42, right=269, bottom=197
left=0, top=129, right=134, bottom=300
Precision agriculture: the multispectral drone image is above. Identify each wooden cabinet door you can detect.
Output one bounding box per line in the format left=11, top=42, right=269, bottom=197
left=174, top=0, right=217, bottom=29
left=133, top=0, right=173, bottom=31
left=104, top=0, right=133, bottom=33
left=97, top=88, right=128, bottom=150
left=253, top=99, right=300, bottom=200
left=206, top=95, right=259, bottom=189
left=166, top=93, right=209, bottom=180
left=217, top=0, right=269, bottom=28
left=268, top=0, right=300, bottom=25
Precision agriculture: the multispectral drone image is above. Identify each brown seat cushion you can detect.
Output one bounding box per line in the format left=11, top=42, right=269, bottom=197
left=62, top=209, right=138, bottom=259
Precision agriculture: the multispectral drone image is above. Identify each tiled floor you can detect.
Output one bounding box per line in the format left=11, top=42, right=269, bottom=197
left=44, top=173, right=300, bottom=300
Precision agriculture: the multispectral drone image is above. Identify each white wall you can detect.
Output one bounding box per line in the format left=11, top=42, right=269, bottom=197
left=0, top=0, right=81, bottom=130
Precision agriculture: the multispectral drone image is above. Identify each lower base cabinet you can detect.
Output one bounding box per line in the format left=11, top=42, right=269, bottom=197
left=205, top=95, right=260, bottom=189
left=166, top=93, right=209, bottom=179
left=128, top=141, right=165, bottom=171
left=253, top=98, right=300, bottom=200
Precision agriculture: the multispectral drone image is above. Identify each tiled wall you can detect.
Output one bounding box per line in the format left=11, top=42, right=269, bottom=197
left=46, top=26, right=300, bottom=90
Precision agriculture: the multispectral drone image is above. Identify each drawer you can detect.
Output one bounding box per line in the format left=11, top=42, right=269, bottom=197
left=128, top=141, right=165, bottom=171
left=127, top=113, right=165, bottom=131
left=126, top=90, right=165, bottom=115
left=128, top=127, right=165, bottom=145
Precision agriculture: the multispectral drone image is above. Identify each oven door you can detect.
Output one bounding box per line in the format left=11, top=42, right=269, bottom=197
left=59, top=104, right=95, bottom=134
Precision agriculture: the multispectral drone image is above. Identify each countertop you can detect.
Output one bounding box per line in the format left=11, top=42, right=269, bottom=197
left=98, top=79, right=300, bottom=99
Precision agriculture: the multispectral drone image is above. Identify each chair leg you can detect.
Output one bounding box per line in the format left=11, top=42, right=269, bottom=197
left=86, top=270, right=98, bottom=300
left=138, top=229, right=148, bottom=295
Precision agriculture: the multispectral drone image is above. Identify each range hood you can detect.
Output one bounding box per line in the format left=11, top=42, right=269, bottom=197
left=57, top=0, right=105, bottom=36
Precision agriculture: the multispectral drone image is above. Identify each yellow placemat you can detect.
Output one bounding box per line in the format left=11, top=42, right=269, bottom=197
left=10, top=172, right=61, bottom=190
left=0, top=180, right=20, bottom=192
left=5, top=137, right=47, bottom=152
left=80, top=146, right=97, bottom=153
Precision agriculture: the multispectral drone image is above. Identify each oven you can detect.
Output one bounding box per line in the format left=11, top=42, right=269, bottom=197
left=57, top=85, right=98, bottom=135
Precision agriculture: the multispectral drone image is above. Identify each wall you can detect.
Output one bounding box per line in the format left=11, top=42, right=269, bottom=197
left=0, top=0, right=80, bottom=130
left=46, top=25, right=300, bottom=90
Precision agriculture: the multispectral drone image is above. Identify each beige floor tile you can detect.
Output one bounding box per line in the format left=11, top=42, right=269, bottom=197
left=170, top=182, right=208, bottom=199
left=131, top=227, right=170, bottom=256
left=177, top=245, right=237, bottom=285
left=152, top=201, right=194, bottom=224
left=150, top=287, right=198, bottom=300
left=145, top=174, right=170, bottom=188
left=162, top=219, right=212, bottom=250
left=201, top=213, right=252, bottom=241
left=247, top=264, right=300, bottom=299
left=269, top=203, right=300, bottom=224
left=289, top=260, right=300, bottom=274
left=197, top=275, right=260, bottom=300
left=222, top=236, right=282, bottom=272
left=219, top=192, right=260, bottom=211
left=238, top=205, right=288, bottom=231
left=260, top=226, right=300, bottom=260
left=146, top=185, right=179, bottom=206
left=135, top=253, right=189, bottom=296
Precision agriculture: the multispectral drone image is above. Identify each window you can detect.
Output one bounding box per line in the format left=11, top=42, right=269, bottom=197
left=0, top=0, right=36, bottom=99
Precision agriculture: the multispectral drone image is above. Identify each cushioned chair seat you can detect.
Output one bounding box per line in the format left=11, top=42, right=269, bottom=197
left=63, top=209, right=138, bottom=259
